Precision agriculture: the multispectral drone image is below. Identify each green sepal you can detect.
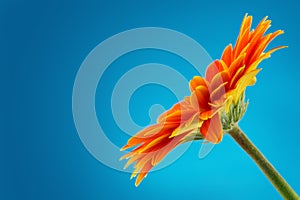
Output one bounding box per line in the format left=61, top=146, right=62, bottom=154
left=221, top=92, right=248, bottom=131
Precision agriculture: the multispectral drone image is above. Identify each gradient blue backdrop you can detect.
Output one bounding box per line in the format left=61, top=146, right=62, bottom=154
left=2, top=0, right=299, bottom=199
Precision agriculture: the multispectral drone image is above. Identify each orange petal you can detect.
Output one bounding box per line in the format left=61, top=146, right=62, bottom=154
left=229, top=65, right=245, bottom=89
left=189, top=76, right=207, bottom=92
left=233, top=14, right=252, bottom=58
left=157, top=103, right=181, bottom=123
left=199, top=108, right=221, bottom=120
left=135, top=161, right=153, bottom=186
left=136, top=134, right=170, bottom=153
left=221, top=44, right=233, bottom=67
left=151, top=133, right=184, bottom=166
left=210, top=82, right=228, bottom=102
left=200, top=114, right=223, bottom=144
left=248, top=33, right=272, bottom=64
left=191, top=85, right=210, bottom=111
left=205, top=60, right=222, bottom=82
left=248, top=30, right=284, bottom=65
left=245, top=19, right=271, bottom=65
left=228, top=52, right=246, bottom=77
left=234, top=25, right=251, bottom=58
left=209, top=70, right=230, bottom=93
left=170, top=112, right=202, bottom=138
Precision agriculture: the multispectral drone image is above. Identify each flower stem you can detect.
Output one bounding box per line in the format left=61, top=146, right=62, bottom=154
left=228, top=125, right=299, bottom=200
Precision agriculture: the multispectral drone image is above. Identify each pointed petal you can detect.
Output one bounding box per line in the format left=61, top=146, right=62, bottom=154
left=221, top=44, right=233, bottom=67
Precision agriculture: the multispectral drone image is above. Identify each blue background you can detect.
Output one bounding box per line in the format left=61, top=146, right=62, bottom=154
left=2, top=0, right=299, bottom=199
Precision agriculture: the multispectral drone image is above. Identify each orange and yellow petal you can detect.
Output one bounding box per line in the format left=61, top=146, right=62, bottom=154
left=200, top=113, right=223, bottom=144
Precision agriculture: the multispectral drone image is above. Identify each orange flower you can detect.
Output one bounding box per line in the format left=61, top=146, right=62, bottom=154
left=120, top=14, right=285, bottom=186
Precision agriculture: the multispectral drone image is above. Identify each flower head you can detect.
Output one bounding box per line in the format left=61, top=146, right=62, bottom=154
left=120, top=14, right=285, bottom=186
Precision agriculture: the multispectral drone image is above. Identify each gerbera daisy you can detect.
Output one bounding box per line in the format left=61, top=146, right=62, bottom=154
left=120, top=14, right=285, bottom=187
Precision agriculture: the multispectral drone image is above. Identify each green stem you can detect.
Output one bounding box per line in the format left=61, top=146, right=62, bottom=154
left=228, top=125, right=299, bottom=200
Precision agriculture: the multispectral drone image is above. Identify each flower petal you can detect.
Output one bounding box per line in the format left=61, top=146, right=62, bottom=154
left=200, top=114, right=223, bottom=143
left=189, top=76, right=207, bottom=92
